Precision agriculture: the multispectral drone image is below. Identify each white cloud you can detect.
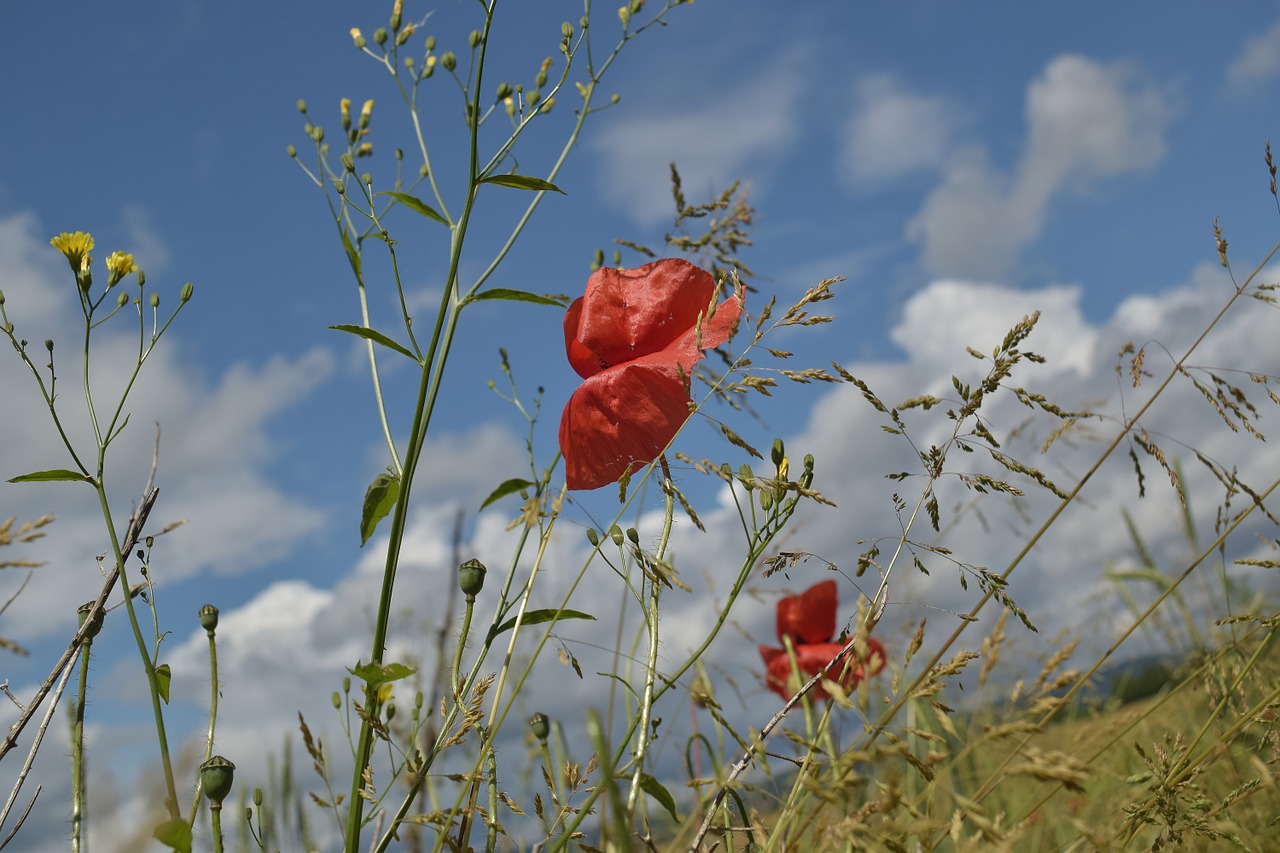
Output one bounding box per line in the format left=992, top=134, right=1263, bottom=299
left=908, top=54, right=1176, bottom=279
left=840, top=73, right=957, bottom=187
left=120, top=204, right=172, bottom=274
left=1227, top=17, right=1280, bottom=87
left=590, top=55, right=806, bottom=226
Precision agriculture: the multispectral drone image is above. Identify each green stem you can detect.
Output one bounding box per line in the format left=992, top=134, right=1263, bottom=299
left=210, top=803, right=224, bottom=853
left=189, top=624, right=221, bottom=824
left=70, top=634, right=92, bottom=853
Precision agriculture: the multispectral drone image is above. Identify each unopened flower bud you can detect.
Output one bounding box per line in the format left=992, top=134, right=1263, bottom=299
left=359, top=99, right=374, bottom=129
left=389, top=0, right=403, bottom=31
left=253, top=787, right=264, bottom=807
left=296, top=99, right=308, bottom=113
left=771, top=438, right=785, bottom=467
left=331, top=691, right=341, bottom=708
left=198, top=603, right=219, bottom=632
left=425, top=35, right=436, bottom=51
left=618, top=6, right=631, bottom=26
left=199, top=756, right=236, bottom=806
left=626, top=527, right=639, bottom=545
left=609, top=525, right=623, bottom=546
left=180, top=282, right=194, bottom=303
left=340, top=98, right=352, bottom=130
left=468, top=29, right=482, bottom=48
left=340, top=152, right=356, bottom=173
left=149, top=292, right=159, bottom=309
left=458, top=558, right=487, bottom=597
left=760, top=490, right=774, bottom=511
left=496, top=82, right=512, bottom=100
left=286, top=144, right=297, bottom=158
left=585, top=528, right=599, bottom=546
left=529, top=712, right=550, bottom=741
left=441, top=51, right=456, bottom=71
left=349, top=28, right=365, bottom=49
left=44, top=339, right=53, bottom=351
left=374, top=27, right=388, bottom=46
left=117, top=291, right=129, bottom=308
left=395, top=23, right=415, bottom=46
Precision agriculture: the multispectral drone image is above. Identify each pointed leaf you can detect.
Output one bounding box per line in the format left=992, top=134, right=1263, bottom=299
left=156, top=664, right=172, bottom=704
left=360, top=471, right=401, bottom=545
left=480, top=173, right=565, bottom=194
left=328, top=324, right=418, bottom=361
left=463, top=289, right=567, bottom=308
left=639, top=773, right=679, bottom=823
left=153, top=817, right=192, bottom=852
left=339, top=228, right=361, bottom=278
left=350, top=661, right=417, bottom=688
left=8, top=469, right=91, bottom=484
left=490, top=609, right=595, bottom=639
left=378, top=191, right=449, bottom=225
left=479, top=478, right=536, bottom=510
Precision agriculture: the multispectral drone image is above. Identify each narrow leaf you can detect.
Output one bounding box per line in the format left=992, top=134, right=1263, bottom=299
left=339, top=228, right=361, bottom=278
left=328, top=324, right=418, bottom=361
left=378, top=191, right=449, bottom=225
left=639, top=773, right=679, bottom=823
left=8, top=469, right=91, bottom=484
left=156, top=664, right=172, bottom=704
left=153, top=817, right=193, bottom=852
left=463, top=289, right=566, bottom=308
left=480, top=478, right=536, bottom=511
left=490, top=609, right=595, bottom=639
left=360, top=472, right=401, bottom=545
left=480, top=173, right=565, bottom=194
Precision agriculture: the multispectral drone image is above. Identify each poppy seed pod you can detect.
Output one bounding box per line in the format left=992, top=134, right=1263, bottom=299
left=199, top=756, right=236, bottom=805
left=77, top=602, right=103, bottom=640
left=458, top=558, right=487, bottom=597
left=198, top=603, right=219, bottom=632
left=529, top=712, right=550, bottom=742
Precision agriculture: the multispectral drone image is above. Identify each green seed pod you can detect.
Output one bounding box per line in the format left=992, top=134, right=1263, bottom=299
left=529, top=712, right=550, bottom=741
left=77, top=602, right=103, bottom=640
left=198, top=603, right=219, bottom=632
left=199, top=756, right=236, bottom=805
left=458, top=558, right=487, bottom=597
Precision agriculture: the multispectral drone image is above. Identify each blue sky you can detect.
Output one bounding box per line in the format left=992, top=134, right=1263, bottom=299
left=4, top=1, right=1280, bottom=848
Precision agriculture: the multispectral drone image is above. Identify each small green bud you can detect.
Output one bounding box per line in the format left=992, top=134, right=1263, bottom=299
left=496, top=81, right=512, bottom=100
left=286, top=144, right=297, bottom=158
left=44, top=339, right=53, bottom=351
left=374, top=27, right=388, bottom=45
left=389, top=3, right=402, bottom=32
left=738, top=463, right=755, bottom=489
left=458, top=558, right=487, bottom=597
left=528, top=90, right=541, bottom=106
left=343, top=676, right=351, bottom=693
left=253, top=787, right=264, bottom=807
left=77, top=602, right=103, bottom=640
left=117, top=291, right=129, bottom=308
left=311, top=125, right=324, bottom=143
left=198, top=603, right=219, bottom=632
left=618, top=6, right=631, bottom=26
left=585, top=528, right=599, bottom=546
left=136, top=269, right=145, bottom=287
left=385, top=703, right=396, bottom=721
left=425, top=35, right=436, bottom=51
left=332, top=691, right=341, bottom=709
left=626, top=527, right=640, bottom=545
left=580, top=15, right=589, bottom=29
left=334, top=180, right=346, bottom=195
left=561, top=21, right=573, bottom=37
left=0, top=290, right=5, bottom=304
left=362, top=172, right=372, bottom=185
left=296, top=99, right=307, bottom=113
left=350, top=27, right=366, bottom=48
left=180, top=282, right=194, bottom=303
left=441, top=51, right=456, bottom=71
left=404, top=55, right=414, bottom=70
left=149, top=292, right=159, bottom=309
left=630, top=0, right=644, bottom=12
left=199, top=756, right=236, bottom=805
left=609, top=524, right=624, bottom=546
left=340, top=152, right=356, bottom=173
left=468, top=29, right=482, bottom=48
left=415, top=691, right=424, bottom=709
left=771, top=439, right=785, bottom=467
left=760, top=490, right=774, bottom=511
left=529, top=712, right=550, bottom=741
left=611, top=93, right=620, bottom=104
left=542, top=96, right=554, bottom=112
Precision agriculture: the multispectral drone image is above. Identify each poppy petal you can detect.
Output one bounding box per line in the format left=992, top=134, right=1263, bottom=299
left=559, top=361, right=694, bottom=491
left=776, top=579, right=838, bottom=645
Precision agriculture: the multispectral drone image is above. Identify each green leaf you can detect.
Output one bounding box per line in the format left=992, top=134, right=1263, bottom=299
left=479, top=478, right=536, bottom=510
left=639, top=773, right=679, bottom=823
left=491, top=609, right=595, bottom=639
left=350, top=661, right=417, bottom=688
left=360, top=471, right=401, bottom=545
left=156, top=664, right=171, bottom=704
left=339, top=228, right=361, bottom=279
left=328, top=324, right=418, bottom=361
left=153, top=817, right=192, bottom=852
left=378, top=191, right=449, bottom=225
left=7, top=469, right=91, bottom=484
left=463, top=289, right=567, bottom=308
left=480, top=173, right=565, bottom=194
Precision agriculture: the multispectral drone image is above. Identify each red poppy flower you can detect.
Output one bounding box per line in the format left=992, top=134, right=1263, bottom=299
left=758, top=579, right=886, bottom=702
left=558, top=258, right=741, bottom=491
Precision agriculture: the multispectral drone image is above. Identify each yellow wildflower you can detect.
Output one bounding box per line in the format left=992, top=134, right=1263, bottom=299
left=359, top=99, right=374, bottom=129
left=340, top=97, right=352, bottom=130
left=50, top=231, right=94, bottom=273
left=105, top=251, right=137, bottom=287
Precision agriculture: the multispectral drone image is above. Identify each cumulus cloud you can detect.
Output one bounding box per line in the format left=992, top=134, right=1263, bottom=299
left=1226, top=17, right=1280, bottom=87
left=909, top=54, right=1176, bottom=279
left=840, top=73, right=957, bottom=187
left=590, top=52, right=806, bottom=226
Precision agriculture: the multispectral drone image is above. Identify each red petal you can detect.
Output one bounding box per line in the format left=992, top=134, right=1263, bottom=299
left=565, top=259, right=741, bottom=380
left=559, top=360, right=693, bottom=491
left=759, top=646, right=794, bottom=701
left=775, top=579, right=837, bottom=645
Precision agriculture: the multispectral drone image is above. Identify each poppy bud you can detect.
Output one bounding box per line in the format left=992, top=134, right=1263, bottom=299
left=529, top=712, right=550, bottom=742
left=199, top=756, right=236, bottom=806
left=458, top=558, right=487, bottom=597
left=198, top=603, right=219, bottom=632
left=77, top=602, right=103, bottom=640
